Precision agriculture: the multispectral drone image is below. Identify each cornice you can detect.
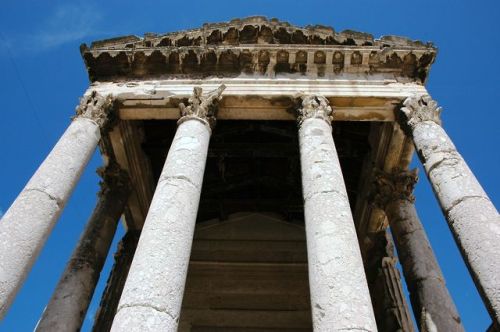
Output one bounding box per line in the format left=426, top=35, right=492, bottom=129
left=80, top=17, right=437, bottom=83
left=87, top=16, right=433, bottom=50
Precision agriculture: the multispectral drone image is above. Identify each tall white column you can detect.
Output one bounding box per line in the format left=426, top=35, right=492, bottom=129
left=0, top=91, right=113, bottom=318
left=401, top=95, right=500, bottom=324
left=110, top=85, right=225, bottom=332
left=36, top=163, right=129, bottom=331
left=297, top=95, right=377, bottom=332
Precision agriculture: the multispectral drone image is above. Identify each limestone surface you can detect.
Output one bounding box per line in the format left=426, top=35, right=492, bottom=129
left=35, top=164, right=129, bottom=331
left=298, top=97, right=377, bottom=331
left=388, top=198, right=463, bottom=331
left=0, top=117, right=101, bottom=318
left=402, top=95, right=500, bottom=325
left=111, top=118, right=211, bottom=331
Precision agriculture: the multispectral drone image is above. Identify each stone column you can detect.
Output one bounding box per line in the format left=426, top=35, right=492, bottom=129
left=0, top=91, right=113, bottom=318
left=364, top=231, right=414, bottom=332
left=400, top=95, right=500, bottom=324
left=36, top=163, right=129, bottom=331
left=92, top=230, right=140, bottom=332
left=373, top=168, right=464, bottom=331
left=297, top=95, right=377, bottom=332
left=380, top=257, right=415, bottom=332
left=110, top=85, right=225, bottom=332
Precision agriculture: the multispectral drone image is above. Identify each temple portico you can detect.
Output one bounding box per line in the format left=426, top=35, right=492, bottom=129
left=0, top=17, right=498, bottom=331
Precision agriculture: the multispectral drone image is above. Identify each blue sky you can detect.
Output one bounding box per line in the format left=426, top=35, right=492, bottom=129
left=0, top=0, right=499, bottom=331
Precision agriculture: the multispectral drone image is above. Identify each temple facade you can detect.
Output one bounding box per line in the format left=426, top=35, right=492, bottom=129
left=0, top=17, right=499, bottom=331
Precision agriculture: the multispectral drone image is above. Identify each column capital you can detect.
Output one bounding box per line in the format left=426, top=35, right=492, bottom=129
left=371, top=168, right=418, bottom=210
left=295, top=94, right=333, bottom=126
left=399, top=94, right=442, bottom=133
left=75, top=91, right=115, bottom=129
left=178, top=84, right=226, bottom=128
left=96, top=162, right=130, bottom=198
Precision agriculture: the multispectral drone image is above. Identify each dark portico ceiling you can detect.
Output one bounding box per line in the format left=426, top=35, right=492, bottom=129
left=141, top=119, right=371, bottom=223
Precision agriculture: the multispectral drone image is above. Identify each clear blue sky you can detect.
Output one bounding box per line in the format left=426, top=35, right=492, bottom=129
left=0, top=1, right=499, bottom=331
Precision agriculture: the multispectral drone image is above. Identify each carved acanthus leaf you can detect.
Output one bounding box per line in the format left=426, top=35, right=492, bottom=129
left=296, top=94, right=333, bottom=126
left=96, top=162, right=130, bottom=197
left=178, top=84, right=226, bottom=128
left=75, top=91, right=115, bottom=128
left=371, top=168, right=418, bottom=209
left=400, top=94, right=442, bottom=132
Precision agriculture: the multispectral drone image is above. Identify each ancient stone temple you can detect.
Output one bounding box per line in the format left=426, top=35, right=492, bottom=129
left=0, top=17, right=499, bottom=332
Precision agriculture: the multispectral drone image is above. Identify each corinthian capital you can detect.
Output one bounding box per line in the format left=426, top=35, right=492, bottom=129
left=370, top=168, right=418, bottom=210
left=296, top=94, right=333, bottom=126
left=400, top=95, right=442, bottom=132
left=178, top=84, right=226, bottom=128
left=75, top=91, right=115, bottom=128
left=96, top=162, right=130, bottom=198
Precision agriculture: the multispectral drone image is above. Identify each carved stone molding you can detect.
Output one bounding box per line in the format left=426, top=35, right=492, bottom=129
left=296, top=94, right=333, bottom=126
left=75, top=90, right=115, bottom=129
left=96, top=162, right=130, bottom=198
left=400, top=94, right=442, bottom=134
left=81, top=17, right=436, bottom=82
left=371, top=168, right=418, bottom=210
left=178, top=84, right=226, bottom=128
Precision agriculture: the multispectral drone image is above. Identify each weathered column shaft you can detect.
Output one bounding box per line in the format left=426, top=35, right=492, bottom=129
left=401, top=96, right=500, bottom=323
left=373, top=169, right=463, bottom=331
left=0, top=91, right=113, bottom=318
left=92, top=230, right=140, bottom=332
left=388, top=198, right=463, bottom=331
left=111, top=85, right=225, bottom=332
left=297, top=95, right=377, bottom=331
left=36, top=164, right=129, bottom=331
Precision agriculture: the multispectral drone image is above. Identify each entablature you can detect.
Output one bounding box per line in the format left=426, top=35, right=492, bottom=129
left=88, top=78, right=429, bottom=122
left=81, top=17, right=436, bottom=83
